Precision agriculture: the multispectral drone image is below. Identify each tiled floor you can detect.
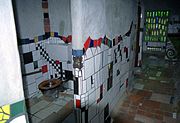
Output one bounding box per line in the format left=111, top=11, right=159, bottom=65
left=26, top=90, right=74, bottom=123
left=112, top=53, right=180, bottom=123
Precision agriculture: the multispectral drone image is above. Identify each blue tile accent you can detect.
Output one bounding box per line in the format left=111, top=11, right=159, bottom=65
left=54, top=32, right=59, bottom=37
left=89, top=39, right=94, bottom=47
left=29, top=39, right=34, bottom=43
left=72, top=50, right=83, bottom=57
left=38, top=35, right=44, bottom=41
left=21, top=38, right=30, bottom=45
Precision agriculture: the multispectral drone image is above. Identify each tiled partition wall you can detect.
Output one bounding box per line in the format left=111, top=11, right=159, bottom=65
left=16, top=0, right=73, bottom=99
left=73, top=30, right=135, bottom=123
left=71, top=0, right=138, bottom=122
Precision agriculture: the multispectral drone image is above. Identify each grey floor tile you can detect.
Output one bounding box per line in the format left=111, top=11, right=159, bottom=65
left=29, top=100, right=50, bottom=114
left=52, top=97, right=69, bottom=106
left=34, top=104, right=63, bottom=120
left=150, top=93, right=171, bottom=104
left=134, top=114, right=159, bottom=123
left=134, top=83, right=144, bottom=90
left=30, top=116, right=42, bottom=123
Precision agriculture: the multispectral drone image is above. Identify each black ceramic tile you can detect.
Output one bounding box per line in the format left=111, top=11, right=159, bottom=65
left=23, top=52, right=33, bottom=64
left=74, top=77, right=79, bottom=94
left=65, top=70, right=73, bottom=80
left=44, top=13, right=49, bottom=18
left=107, top=77, right=113, bottom=91
left=104, top=104, right=109, bottom=121
left=85, top=109, right=88, bottom=123
left=33, top=61, right=38, bottom=69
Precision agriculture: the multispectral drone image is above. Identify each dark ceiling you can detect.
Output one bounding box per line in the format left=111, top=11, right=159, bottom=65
left=142, top=0, right=180, bottom=15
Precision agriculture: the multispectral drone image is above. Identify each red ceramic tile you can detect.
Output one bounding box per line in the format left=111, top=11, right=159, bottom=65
left=137, top=109, right=146, bottom=116
left=55, top=60, right=60, bottom=64
left=84, top=36, right=91, bottom=50
left=42, top=2, right=48, bottom=8
left=154, top=114, right=163, bottom=120
left=44, top=18, right=50, bottom=25
left=142, top=100, right=160, bottom=109
left=76, top=99, right=81, bottom=108
left=44, top=25, right=50, bottom=32
left=67, top=35, right=72, bottom=43
left=42, top=65, right=48, bottom=73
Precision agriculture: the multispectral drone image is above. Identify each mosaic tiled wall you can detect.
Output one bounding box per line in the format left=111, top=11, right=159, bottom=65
left=16, top=0, right=73, bottom=99
left=72, top=24, right=135, bottom=123
left=70, top=0, right=137, bottom=122
left=0, top=100, right=27, bottom=123
left=15, top=0, right=137, bottom=123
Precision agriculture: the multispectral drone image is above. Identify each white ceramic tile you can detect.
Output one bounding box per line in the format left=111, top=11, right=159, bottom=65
left=91, top=48, right=97, bottom=56
left=96, top=47, right=102, bottom=54
left=37, top=59, right=43, bottom=67
left=34, top=72, right=42, bottom=79
left=27, top=82, right=37, bottom=96
left=84, top=48, right=93, bottom=60
left=67, top=80, right=74, bottom=89
left=101, top=44, right=109, bottom=52
left=29, top=43, right=36, bottom=51
left=43, top=72, right=49, bottom=80
left=21, top=44, right=30, bottom=53
left=36, top=76, right=44, bottom=86
left=88, top=90, right=96, bottom=105
left=88, top=102, right=97, bottom=121
left=78, top=77, right=83, bottom=95
left=86, top=78, right=91, bottom=92
left=32, top=50, right=41, bottom=61
left=94, top=72, right=99, bottom=88
left=99, top=69, right=103, bottom=85
left=25, top=63, right=34, bottom=73
left=103, top=50, right=108, bottom=67
left=102, top=66, right=108, bottom=83
left=67, top=63, right=72, bottom=71
left=62, top=62, right=67, bottom=70
left=24, top=74, right=35, bottom=85
left=95, top=53, right=103, bottom=73
left=84, top=57, right=95, bottom=79
left=89, top=86, right=96, bottom=95
left=46, top=44, right=69, bottom=62
left=82, top=80, right=87, bottom=94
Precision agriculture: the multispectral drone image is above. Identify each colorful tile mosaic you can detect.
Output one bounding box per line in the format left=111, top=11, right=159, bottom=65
left=0, top=100, right=26, bottom=123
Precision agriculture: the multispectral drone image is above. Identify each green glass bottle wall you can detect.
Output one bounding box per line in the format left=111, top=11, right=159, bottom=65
left=144, top=10, right=169, bottom=42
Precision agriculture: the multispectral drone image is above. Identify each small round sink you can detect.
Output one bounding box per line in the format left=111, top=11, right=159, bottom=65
left=38, top=79, right=63, bottom=101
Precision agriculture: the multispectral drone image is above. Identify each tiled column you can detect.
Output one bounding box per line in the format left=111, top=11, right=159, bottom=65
left=71, top=0, right=84, bottom=122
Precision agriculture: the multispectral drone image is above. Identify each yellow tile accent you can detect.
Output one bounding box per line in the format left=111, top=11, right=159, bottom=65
left=0, top=120, right=6, bottom=123
left=2, top=105, right=10, bottom=114
left=3, top=114, right=10, bottom=120
left=0, top=105, right=10, bottom=122
left=50, top=32, right=54, bottom=37
left=0, top=113, right=3, bottom=120
left=34, top=37, right=38, bottom=43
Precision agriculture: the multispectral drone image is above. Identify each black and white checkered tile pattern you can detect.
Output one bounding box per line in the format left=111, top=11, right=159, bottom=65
left=36, top=42, right=65, bottom=79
